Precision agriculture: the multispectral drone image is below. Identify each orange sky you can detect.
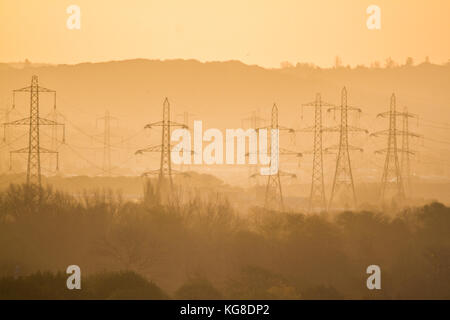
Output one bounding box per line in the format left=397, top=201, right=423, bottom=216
left=1, top=0, right=449, bottom=67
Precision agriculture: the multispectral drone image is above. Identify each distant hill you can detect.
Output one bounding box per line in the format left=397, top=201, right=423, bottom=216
left=1, top=59, right=448, bottom=127
left=0, top=59, right=449, bottom=186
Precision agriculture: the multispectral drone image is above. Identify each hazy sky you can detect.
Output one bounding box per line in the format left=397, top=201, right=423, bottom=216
left=1, top=0, right=449, bottom=67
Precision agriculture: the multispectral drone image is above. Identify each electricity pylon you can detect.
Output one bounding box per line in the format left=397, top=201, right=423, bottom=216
left=0, top=107, right=11, bottom=173
left=371, top=94, right=418, bottom=204
left=176, top=111, right=196, bottom=172
left=1, top=108, right=10, bottom=142
left=399, top=107, right=420, bottom=198
left=3, top=75, right=65, bottom=187
left=47, top=106, right=65, bottom=173
left=242, top=109, right=266, bottom=185
left=97, top=110, right=117, bottom=176
left=136, top=97, right=188, bottom=190
left=324, top=87, right=367, bottom=210
left=253, top=104, right=300, bottom=211
left=299, top=93, right=333, bottom=212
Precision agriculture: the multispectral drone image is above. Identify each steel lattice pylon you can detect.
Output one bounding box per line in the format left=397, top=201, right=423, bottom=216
left=242, top=109, right=266, bottom=185
left=372, top=94, right=407, bottom=203
left=264, top=104, right=283, bottom=210
left=300, top=94, right=333, bottom=212
left=325, top=87, right=367, bottom=210
left=97, top=110, right=116, bottom=176
left=26, top=75, right=41, bottom=185
left=0, top=108, right=11, bottom=173
left=254, top=104, right=298, bottom=211
left=136, top=97, right=188, bottom=191
left=401, top=109, right=410, bottom=196
left=399, top=107, right=420, bottom=199
left=3, top=75, right=64, bottom=187
left=176, top=111, right=195, bottom=172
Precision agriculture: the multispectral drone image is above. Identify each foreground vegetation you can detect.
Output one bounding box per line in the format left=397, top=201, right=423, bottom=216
left=0, top=183, right=449, bottom=299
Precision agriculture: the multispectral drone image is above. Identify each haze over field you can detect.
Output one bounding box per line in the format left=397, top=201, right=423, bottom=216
left=0, top=59, right=449, bottom=207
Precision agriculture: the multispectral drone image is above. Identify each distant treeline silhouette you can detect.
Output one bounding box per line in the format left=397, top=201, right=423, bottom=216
left=0, top=183, right=449, bottom=299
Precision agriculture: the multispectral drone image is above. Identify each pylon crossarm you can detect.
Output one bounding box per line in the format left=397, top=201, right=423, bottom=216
left=374, top=149, right=415, bottom=155
left=322, top=126, right=340, bottom=132
left=144, top=121, right=164, bottom=129
left=10, top=147, right=29, bottom=154
left=370, top=130, right=389, bottom=137
left=38, top=147, right=58, bottom=154
left=348, top=106, right=363, bottom=112
left=168, top=121, right=188, bottom=129
left=400, top=149, right=416, bottom=155
left=393, top=111, right=418, bottom=119
left=145, top=121, right=187, bottom=129
left=391, top=130, right=419, bottom=137
left=377, top=111, right=411, bottom=118
left=141, top=170, right=160, bottom=177
left=376, top=111, right=391, bottom=118
left=278, top=148, right=302, bottom=157
left=327, top=107, right=338, bottom=113
left=404, top=132, right=422, bottom=138
left=295, top=126, right=315, bottom=133
left=3, top=117, right=31, bottom=126
left=14, top=85, right=55, bottom=93
left=347, top=126, right=369, bottom=133
left=255, top=125, right=271, bottom=131
left=327, top=106, right=362, bottom=113
left=302, top=101, right=334, bottom=107
left=13, top=86, right=33, bottom=92
left=348, top=145, right=364, bottom=152
left=278, top=170, right=297, bottom=178
left=372, top=130, right=420, bottom=137
left=404, top=112, right=418, bottom=119
left=256, top=125, right=292, bottom=132
left=171, top=145, right=194, bottom=154
left=325, top=144, right=362, bottom=152
left=277, top=125, right=295, bottom=133
left=374, top=148, right=387, bottom=154
left=322, top=126, right=366, bottom=133
left=36, top=86, right=55, bottom=93
left=135, top=144, right=163, bottom=154
left=37, top=117, right=65, bottom=126
left=324, top=145, right=339, bottom=152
